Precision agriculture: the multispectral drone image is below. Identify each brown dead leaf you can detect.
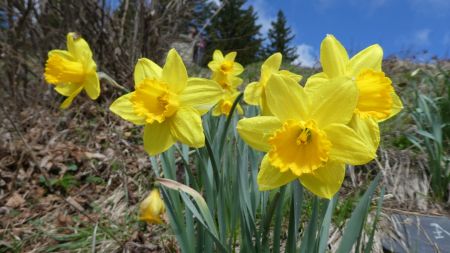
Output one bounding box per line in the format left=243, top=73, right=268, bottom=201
left=57, top=212, right=73, bottom=226
left=5, top=192, right=25, bottom=208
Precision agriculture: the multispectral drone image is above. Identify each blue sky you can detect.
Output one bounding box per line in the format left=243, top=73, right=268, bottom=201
left=247, top=0, right=450, bottom=67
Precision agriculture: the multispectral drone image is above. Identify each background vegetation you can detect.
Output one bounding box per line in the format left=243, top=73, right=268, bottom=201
left=1, top=0, right=449, bottom=252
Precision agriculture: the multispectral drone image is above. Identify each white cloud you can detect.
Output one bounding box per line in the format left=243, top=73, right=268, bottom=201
left=248, top=0, right=274, bottom=35
left=293, top=44, right=318, bottom=68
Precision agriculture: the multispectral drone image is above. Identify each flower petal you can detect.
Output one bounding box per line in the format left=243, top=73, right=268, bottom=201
left=144, top=121, right=175, bottom=155
left=48, top=49, right=75, bottom=61
left=213, top=50, right=224, bottom=61
left=179, top=78, right=224, bottom=115
left=66, top=33, right=93, bottom=65
left=304, top=72, right=328, bottom=91
left=324, top=123, right=376, bottom=165
left=232, top=62, right=244, bottom=76
left=320, top=34, right=349, bottom=78
left=279, top=70, right=303, bottom=82
left=243, top=82, right=262, bottom=105
left=237, top=116, right=282, bottom=152
left=348, top=115, right=380, bottom=155
left=298, top=160, right=345, bottom=199
left=307, top=77, right=357, bottom=127
left=348, top=44, right=383, bottom=76
left=55, top=83, right=82, bottom=96
left=134, top=58, right=162, bottom=85
left=258, top=154, right=298, bottom=191
left=382, top=92, right=403, bottom=121
left=161, top=49, right=187, bottom=94
left=169, top=107, right=205, bottom=148
left=60, top=87, right=83, bottom=109
left=265, top=74, right=309, bottom=121
left=83, top=72, right=100, bottom=99
left=261, top=53, right=282, bottom=83
left=109, top=92, right=146, bottom=125
left=225, top=51, right=237, bottom=61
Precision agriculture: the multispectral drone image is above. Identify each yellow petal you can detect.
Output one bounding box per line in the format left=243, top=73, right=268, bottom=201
left=55, top=83, right=82, bottom=96
left=143, top=121, right=175, bottom=155
left=237, top=116, right=282, bottom=152
left=109, top=92, right=146, bottom=125
left=261, top=53, right=282, bottom=83
left=48, top=49, right=75, bottom=61
left=60, top=87, right=83, bottom=109
left=265, top=74, right=309, bottom=121
left=83, top=72, right=100, bottom=99
left=279, top=70, right=303, bottom=82
left=243, top=82, right=262, bottom=105
left=66, top=33, right=93, bottom=65
left=298, top=160, right=345, bottom=199
left=169, top=107, right=205, bottom=148
left=212, top=104, right=222, bottom=116
left=382, top=92, right=403, bottom=121
left=323, top=123, right=376, bottom=165
left=139, top=189, right=165, bottom=224
left=179, top=78, right=224, bottom=115
left=224, top=51, right=237, bottom=61
left=258, top=154, right=298, bottom=191
left=348, top=115, right=380, bottom=155
left=320, top=34, right=349, bottom=78
left=213, top=50, right=224, bottom=61
left=134, top=58, right=162, bottom=85
left=232, top=62, right=244, bottom=76
left=208, top=61, right=221, bottom=72
left=304, top=72, right=328, bottom=91
left=307, top=77, right=357, bottom=127
left=161, top=49, right=187, bottom=94
left=348, top=44, right=383, bottom=76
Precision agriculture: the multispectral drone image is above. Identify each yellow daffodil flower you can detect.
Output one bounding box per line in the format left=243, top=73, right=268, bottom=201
left=306, top=35, right=403, bottom=153
left=243, top=53, right=302, bottom=115
left=139, top=189, right=165, bottom=224
left=44, top=33, right=100, bottom=109
left=208, top=50, right=244, bottom=86
left=237, top=74, right=375, bottom=199
left=109, top=49, right=223, bottom=155
left=212, top=91, right=244, bottom=117
left=215, top=75, right=243, bottom=92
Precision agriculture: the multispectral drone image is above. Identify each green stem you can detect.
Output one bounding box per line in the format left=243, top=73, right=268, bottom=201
left=218, top=93, right=243, bottom=156
left=97, top=71, right=130, bottom=93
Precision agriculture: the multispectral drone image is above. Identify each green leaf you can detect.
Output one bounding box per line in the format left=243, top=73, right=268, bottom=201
left=336, top=173, right=381, bottom=253
left=318, top=196, right=337, bottom=253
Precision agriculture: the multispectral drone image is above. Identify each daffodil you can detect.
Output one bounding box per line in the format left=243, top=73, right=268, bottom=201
left=214, top=75, right=243, bottom=92
left=212, top=91, right=244, bottom=117
left=208, top=50, right=244, bottom=87
left=44, top=33, right=100, bottom=109
left=139, top=189, right=165, bottom=224
left=237, top=74, right=375, bottom=199
left=243, top=53, right=302, bottom=115
left=110, top=49, right=223, bottom=155
left=306, top=35, right=403, bottom=153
